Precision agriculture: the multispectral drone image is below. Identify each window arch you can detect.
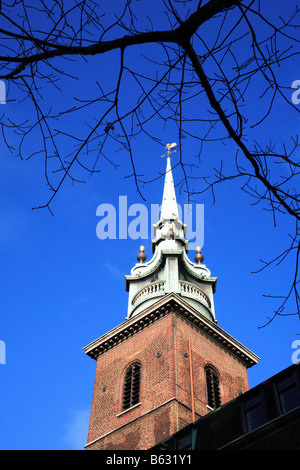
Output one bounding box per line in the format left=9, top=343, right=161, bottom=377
left=205, top=365, right=221, bottom=409
left=122, top=362, right=141, bottom=411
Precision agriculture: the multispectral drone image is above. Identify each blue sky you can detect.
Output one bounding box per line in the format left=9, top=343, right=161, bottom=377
left=1, top=0, right=300, bottom=450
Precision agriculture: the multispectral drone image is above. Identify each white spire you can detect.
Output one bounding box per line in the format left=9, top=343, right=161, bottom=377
left=153, top=143, right=186, bottom=244
left=161, top=155, right=179, bottom=221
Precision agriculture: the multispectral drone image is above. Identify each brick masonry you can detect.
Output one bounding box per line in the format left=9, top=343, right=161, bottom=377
left=85, top=307, right=250, bottom=450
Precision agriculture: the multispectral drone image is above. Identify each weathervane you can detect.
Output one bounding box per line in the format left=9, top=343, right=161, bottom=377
left=162, top=142, right=177, bottom=158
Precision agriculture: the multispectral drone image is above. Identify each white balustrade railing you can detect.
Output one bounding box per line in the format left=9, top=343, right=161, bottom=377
left=132, top=281, right=165, bottom=306
left=132, top=280, right=210, bottom=309
left=179, top=281, right=211, bottom=308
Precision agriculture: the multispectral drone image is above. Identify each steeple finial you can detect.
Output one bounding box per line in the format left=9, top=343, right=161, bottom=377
left=137, top=245, right=146, bottom=263
left=194, top=246, right=204, bottom=264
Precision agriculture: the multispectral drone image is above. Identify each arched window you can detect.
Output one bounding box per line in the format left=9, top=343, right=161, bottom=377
left=205, top=365, right=221, bottom=409
left=122, top=362, right=141, bottom=410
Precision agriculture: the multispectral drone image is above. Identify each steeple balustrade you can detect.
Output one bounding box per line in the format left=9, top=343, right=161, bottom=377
left=132, top=281, right=165, bottom=307
left=179, top=281, right=211, bottom=308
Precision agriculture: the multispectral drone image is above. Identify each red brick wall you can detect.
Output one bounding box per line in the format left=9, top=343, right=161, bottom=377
left=173, top=314, right=249, bottom=418
left=86, top=311, right=249, bottom=450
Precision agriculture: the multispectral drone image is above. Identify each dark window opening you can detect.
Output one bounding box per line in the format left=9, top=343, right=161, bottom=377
left=122, top=362, right=141, bottom=411
left=276, top=374, right=300, bottom=414
left=244, top=394, right=265, bottom=432
left=177, top=433, right=192, bottom=450
left=206, top=366, right=221, bottom=409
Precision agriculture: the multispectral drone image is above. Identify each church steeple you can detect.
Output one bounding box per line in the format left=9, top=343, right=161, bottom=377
left=83, top=142, right=259, bottom=452
left=125, top=144, right=217, bottom=322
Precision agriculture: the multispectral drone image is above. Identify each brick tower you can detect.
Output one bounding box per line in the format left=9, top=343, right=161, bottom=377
left=83, top=144, right=259, bottom=450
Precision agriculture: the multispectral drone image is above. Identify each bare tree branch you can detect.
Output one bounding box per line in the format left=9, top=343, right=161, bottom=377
left=0, top=0, right=300, bottom=323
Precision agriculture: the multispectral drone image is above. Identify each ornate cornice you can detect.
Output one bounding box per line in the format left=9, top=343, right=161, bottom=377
left=82, top=293, right=260, bottom=368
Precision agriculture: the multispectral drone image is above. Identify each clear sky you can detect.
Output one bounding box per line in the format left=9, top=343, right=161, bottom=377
left=0, top=0, right=299, bottom=450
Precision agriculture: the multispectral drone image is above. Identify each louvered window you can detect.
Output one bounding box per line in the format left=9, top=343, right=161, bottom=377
left=122, top=362, right=141, bottom=411
left=206, top=366, right=221, bottom=409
